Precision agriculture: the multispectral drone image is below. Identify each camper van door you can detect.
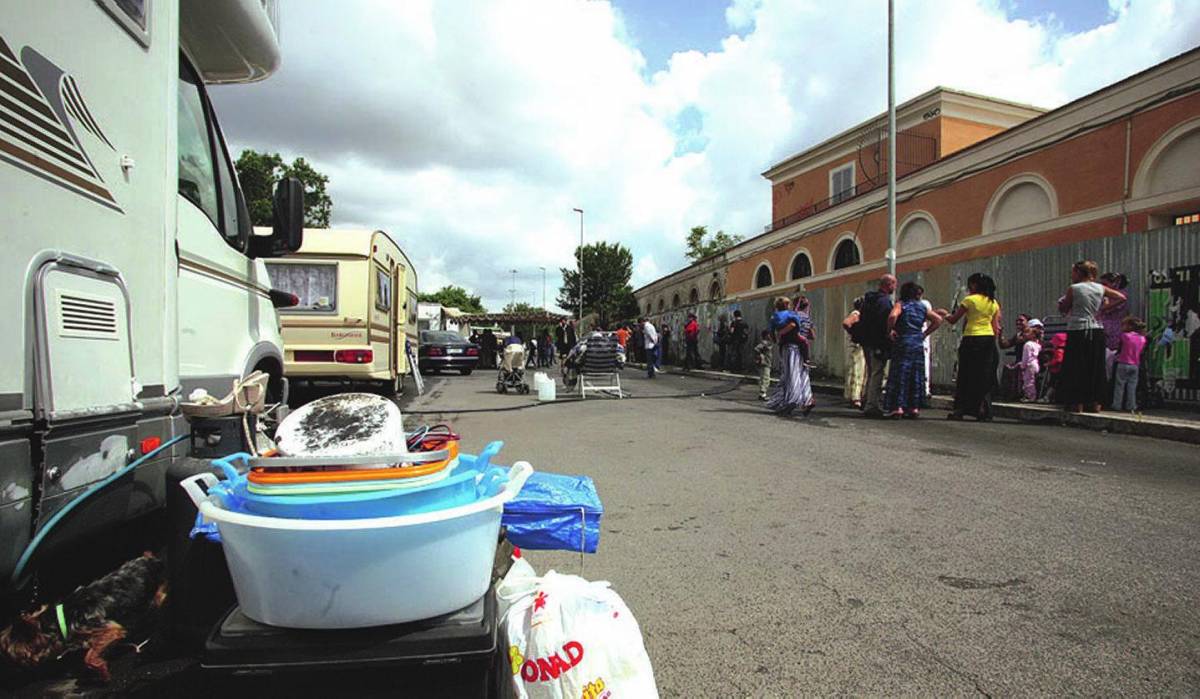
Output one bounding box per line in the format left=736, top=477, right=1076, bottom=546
left=175, top=55, right=282, bottom=398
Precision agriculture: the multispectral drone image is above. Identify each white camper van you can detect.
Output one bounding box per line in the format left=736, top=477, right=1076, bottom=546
left=0, top=0, right=301, bottom=588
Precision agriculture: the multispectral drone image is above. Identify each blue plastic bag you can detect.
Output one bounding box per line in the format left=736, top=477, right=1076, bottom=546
left=190, top=515, right=222, bottom=543
left=502, top=471, right=603, bottom=553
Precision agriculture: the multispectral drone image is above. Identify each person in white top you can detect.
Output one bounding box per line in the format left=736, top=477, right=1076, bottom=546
left=640, top=317, right=659, bottom=379
left=1057, top=259, right=1126, bottom=413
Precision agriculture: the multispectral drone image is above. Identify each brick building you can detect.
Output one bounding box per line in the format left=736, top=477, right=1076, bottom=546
left=635, top=47, right=1200, bottom=397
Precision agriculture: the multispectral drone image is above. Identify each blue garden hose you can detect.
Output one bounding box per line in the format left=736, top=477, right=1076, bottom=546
left=10, top=433, right=189, bottom=585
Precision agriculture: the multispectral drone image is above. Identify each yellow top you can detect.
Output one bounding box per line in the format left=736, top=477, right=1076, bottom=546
left=961, top=294, right=999, bottom=336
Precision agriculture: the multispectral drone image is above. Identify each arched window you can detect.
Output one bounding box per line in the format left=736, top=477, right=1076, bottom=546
left=645, top=304, right=652, bottom=315
left=657, top=299, right=664, bottom=312
left=1133, top=118, right=1200, bottom=199
left=897, top=213, right=939, bottom=255
left=983, top=174, right=1056, bottom=234
left=754, top=263, right=773, bottom=289
left=671, top=293, right=680, bottom=308
left=709, top=281, right=721, bottom=300
left=789, top=252, right=812, bottom=280
left=689, top=287, right=699, bottom=304
left=833, top=239, right=861, bottom=270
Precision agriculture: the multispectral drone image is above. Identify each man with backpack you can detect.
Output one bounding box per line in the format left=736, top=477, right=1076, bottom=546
left=729, top=310, right=750, bottom=372
left=853, top=274, right=897, bottom=417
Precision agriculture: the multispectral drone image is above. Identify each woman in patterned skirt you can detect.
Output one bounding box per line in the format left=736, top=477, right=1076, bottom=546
left=884, top=282, right=943, bottom=418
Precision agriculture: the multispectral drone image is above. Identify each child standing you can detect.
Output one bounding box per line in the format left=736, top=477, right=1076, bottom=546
left=1112, top=316, right=1148, bottom=412
left=1016, top=324, right=1043, bottom=401
left=754, top=330, right=773, bottom=401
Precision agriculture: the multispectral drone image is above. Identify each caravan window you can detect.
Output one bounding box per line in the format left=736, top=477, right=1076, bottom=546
left=266, top=262, right=337, bottom=312
left=375, top=267, right=392, bottom=312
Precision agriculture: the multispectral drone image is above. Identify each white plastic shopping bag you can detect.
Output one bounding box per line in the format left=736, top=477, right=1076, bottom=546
left=500, top=566, right=658, bottom=699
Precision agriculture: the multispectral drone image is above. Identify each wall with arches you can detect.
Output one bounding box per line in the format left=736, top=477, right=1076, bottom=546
left=725, top=89, right=1200, bottom=299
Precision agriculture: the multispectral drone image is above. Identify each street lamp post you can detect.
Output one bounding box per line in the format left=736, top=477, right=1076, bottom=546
left=538, top=266, right=546, bottom=310
left=886, top=0, right=897, bottom=277
left=509, top=269, right=518, bottom=309
left=572, top=208, right=584, bottom=323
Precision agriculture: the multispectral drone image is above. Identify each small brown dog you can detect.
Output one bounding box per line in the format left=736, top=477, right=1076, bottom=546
left=0, top=552, right=166, bottom=682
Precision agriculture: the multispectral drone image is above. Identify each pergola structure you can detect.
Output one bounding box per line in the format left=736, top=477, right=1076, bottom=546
left=457, top=311, right=569, bottom=326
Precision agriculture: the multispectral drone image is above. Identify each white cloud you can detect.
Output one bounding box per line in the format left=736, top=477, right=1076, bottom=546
left=212, top=0, right=1200, bottom=312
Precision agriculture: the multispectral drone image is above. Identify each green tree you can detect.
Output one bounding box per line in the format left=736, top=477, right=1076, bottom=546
left=685, top=225, right=743, bottom=262
left=418, top=285, right=486, bottom=314
left=502, top=301, right=541, bottom=314
left=235, top=149, right=333, bottom=228
left=556, top=241, right=640, bottom=328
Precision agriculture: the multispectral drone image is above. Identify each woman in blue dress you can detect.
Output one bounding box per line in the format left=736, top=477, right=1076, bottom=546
left=884, top=282, right=943, bottom=418
left=767, top=296, right=814, bottom=416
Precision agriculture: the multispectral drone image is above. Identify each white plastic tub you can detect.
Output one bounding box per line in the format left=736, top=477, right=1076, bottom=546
left=181, top=462, right=532, bottom=629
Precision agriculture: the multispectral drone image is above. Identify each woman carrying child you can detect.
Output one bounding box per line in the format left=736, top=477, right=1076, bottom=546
left=766, top=296, right=814, bottom=416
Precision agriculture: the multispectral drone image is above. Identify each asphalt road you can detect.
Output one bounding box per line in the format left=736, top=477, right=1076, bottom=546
left=407, top=366, right=1200, bottom=697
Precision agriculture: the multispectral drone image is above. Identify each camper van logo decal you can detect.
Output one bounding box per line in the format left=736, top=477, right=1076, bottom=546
left=0, top=34, right=122, bottom=212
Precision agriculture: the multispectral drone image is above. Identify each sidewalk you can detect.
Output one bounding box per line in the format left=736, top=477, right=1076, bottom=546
left=640, top=363, right=1200, bottom=446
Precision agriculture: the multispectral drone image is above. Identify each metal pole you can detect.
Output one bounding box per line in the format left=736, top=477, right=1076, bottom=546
left=509, top=268, right=517, bottom=308
left=886, top=0, right=897, bottom=277
left=539, top=266, right=546, bottom=310
left=573, top=208, right=584, bottom=322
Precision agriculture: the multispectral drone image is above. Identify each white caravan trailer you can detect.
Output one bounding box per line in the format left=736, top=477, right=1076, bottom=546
left=266, top=229, right=419, bottom=395
left=0, top=0, right=302, bottom=589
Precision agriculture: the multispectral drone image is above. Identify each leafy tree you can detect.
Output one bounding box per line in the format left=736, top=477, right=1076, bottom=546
left=235, top=149, right=333, bottom=228
left=685, top=225, right=743, bottom=262
left=418, top=285, right=486, bottom=314
left=556, top=241, right=640, bottom=328
left=502, top=301, right=541, bottom=314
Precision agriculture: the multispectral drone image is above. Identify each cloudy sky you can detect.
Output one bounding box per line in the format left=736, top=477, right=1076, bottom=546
left=211, top=0, right=1200, bottom=313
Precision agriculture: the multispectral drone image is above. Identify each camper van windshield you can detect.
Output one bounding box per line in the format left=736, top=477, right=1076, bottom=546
left=266, top=262, right=337, bottom=312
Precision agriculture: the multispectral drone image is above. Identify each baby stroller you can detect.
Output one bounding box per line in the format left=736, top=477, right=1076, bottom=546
left=497, top=343, right=529, bottom=394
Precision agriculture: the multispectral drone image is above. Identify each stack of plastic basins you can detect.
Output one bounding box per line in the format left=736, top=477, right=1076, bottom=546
left=180, top=440, right=532, bottom=629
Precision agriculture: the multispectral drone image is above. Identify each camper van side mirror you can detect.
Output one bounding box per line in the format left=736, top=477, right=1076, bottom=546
left=272, top=176, right=304, bottom=252
left=247, top=177, right=304, bottom=258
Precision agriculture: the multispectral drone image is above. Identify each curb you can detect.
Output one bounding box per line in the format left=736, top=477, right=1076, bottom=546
left=638, top=363, right=1200, bottom=445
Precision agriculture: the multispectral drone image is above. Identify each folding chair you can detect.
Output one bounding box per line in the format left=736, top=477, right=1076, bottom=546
left=579, top=333, right=624, bottom=398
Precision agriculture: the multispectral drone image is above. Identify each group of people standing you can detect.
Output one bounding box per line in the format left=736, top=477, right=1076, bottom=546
left=835, top=260, right=1146, bottom=421
left=841, top=274, right=942, bottom=418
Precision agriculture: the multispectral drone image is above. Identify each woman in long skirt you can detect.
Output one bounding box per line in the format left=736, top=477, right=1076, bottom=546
left=941, top=273, right=1002, bottom=421
left=1058, top=260, right=1126, bottom=412
left=766, top=296, right=813, bottom=416
left=884, top=282, right=943, bottom=418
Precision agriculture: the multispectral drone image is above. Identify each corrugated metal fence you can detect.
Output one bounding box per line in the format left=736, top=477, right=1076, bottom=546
left=650, top=223, right=1199, bottom=403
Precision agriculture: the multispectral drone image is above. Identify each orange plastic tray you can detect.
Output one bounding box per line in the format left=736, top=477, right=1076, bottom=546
left=247, top=440, right=459, bottom=485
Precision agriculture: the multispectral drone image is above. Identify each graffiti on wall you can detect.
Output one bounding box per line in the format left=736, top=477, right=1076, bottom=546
left=1147, top=265, right=1200, bottom=390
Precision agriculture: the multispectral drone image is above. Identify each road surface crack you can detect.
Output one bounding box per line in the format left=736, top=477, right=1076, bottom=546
left=901, top=623, right=992, bottom=698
